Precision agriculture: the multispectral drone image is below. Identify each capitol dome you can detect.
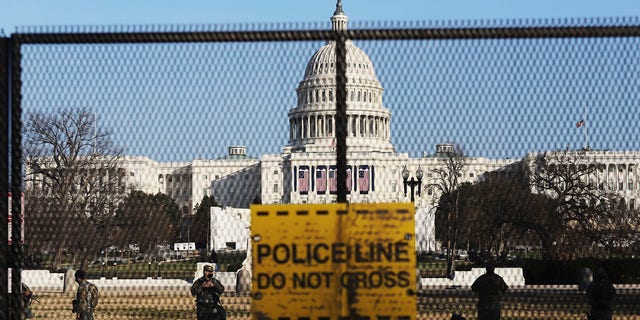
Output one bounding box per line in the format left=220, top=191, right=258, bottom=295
left=302, top=40, right=379, bottom=83
left=286, top=0, right=395, bottom=154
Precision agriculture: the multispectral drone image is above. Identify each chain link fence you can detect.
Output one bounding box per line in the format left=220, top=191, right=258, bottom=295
left=2, top=10, right=640, bottom=320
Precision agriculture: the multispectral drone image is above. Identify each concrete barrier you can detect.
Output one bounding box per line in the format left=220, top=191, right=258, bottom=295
left=22, top=268, right=238, bottom=293
left=422, top=267, right=526, bottom=288
left=22, top=270, right=65, bottom=292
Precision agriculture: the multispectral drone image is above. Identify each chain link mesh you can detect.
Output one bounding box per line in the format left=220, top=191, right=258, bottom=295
left=3, top=16, right=640, bottom=320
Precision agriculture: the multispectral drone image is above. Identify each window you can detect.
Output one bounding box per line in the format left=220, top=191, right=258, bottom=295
left=226, top=242, right=236, bottom=250
left=630, top=199, right=636, bottom=209
left=469, top=172, right=474, bottom=178
left=130, top=171, right=135, bottom=176
left=427, top=187, right=433, bottom=196
left=273, top=170, right=278, bottom=175
left=273, top=183, right=279, bottom=193
left=351, top=118, right=357, bottom=137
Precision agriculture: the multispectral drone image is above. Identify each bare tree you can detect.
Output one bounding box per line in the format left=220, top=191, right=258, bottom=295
left=470, top=170, right=529, bottom=259
left=430, top=144, right=466, bottom=278
left=525, top=149, right=630, bottom=258
left=23, top=108, right=123, bottom=270
left=582, top=199, right=640, bottom=256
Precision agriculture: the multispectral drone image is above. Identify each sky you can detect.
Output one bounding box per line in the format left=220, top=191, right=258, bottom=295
left=3, top=0, right=640, bottom=32
left=4, top=0, right=640, bottom=162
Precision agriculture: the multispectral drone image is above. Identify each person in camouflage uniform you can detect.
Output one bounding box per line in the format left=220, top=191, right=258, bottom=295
left=73, top=269, right=99, bottom=320
left=471, top=263, right=509, bottom=320
left=191, top=265, right=226, bottom=320
left=22, top=283, right=35, bottom=319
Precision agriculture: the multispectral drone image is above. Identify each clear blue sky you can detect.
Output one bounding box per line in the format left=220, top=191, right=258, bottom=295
left=3, top=0, right=640, bottom=32
left=5, top=1, right=640, bottom=162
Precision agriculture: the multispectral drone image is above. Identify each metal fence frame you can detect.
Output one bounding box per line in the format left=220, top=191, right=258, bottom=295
left=3, top=24, right=640, bottom=319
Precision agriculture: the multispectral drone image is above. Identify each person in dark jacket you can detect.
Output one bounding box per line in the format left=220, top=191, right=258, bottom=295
left=471, top=263, right=509, bottom=320
left=191, top=265, right=226, bottom=320
left=586, top=267, right=616, bottom=320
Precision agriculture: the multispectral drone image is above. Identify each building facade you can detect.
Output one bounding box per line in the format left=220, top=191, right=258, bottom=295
left=24, top=2, right=640, bottom=242
left=75, top=2, right=640, bottom=216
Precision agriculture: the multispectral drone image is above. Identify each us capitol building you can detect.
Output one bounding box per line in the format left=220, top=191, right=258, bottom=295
left=75, top=2, right=640, bottom=248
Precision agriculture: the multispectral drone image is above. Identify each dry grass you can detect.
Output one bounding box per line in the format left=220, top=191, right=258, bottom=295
left=28, top=287, right=639, bottom=320
left=30, top=290, right=251, bottom=320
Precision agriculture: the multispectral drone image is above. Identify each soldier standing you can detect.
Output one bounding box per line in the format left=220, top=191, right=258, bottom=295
left=22, top=283, right=35, bottom=319
left=191, top=265, right=226, bottom=320
left=73, top=269, right=99, bottom=320
left=586, top=267, right=617, bottom=320
left=471, top=263, right=509, bottom=320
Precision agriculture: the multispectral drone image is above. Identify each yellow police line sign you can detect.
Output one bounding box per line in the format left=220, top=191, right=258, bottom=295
left=251, top=203, right=416, bottom=320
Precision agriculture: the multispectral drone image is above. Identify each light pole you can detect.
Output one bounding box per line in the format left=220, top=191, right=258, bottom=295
left=402, top=165, right=423, bottom=202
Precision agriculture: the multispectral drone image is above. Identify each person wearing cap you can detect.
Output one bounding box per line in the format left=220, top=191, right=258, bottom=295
left=191, top=265, right=226, bottom=320
left=73, top=269, right=99, bottom=320
left=586, top=267, right=616, bottom=320
left=471, top=263, right=509, bottom=320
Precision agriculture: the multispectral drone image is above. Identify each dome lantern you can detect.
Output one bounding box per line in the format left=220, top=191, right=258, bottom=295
left=331, top=0, right=348, bottom=31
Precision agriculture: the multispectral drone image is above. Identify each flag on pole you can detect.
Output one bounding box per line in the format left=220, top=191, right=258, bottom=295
left=576, top=119, right=585, bottom=128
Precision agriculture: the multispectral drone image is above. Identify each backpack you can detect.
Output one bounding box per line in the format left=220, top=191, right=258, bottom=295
left=85, top=282, right=99, bottom=311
